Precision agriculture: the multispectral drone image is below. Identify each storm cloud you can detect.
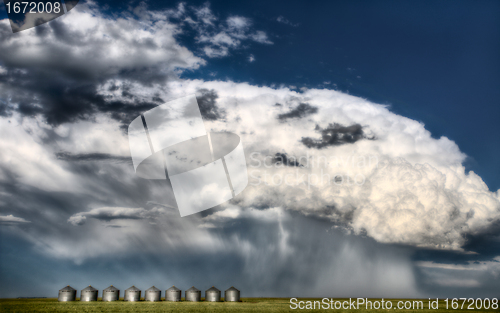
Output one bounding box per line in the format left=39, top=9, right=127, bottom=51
left=277, top=102, right=318, bottom=120
left=301, top=123, right=368, bottom=148
left=0, top=2, right=203, bottom=127
left=273, top=153, right=303, bottom=167
left=196, top=88, right=225, bottom=121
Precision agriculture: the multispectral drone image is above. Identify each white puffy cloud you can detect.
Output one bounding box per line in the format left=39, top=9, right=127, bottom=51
left=84, top=77, right=500, bottom=250
left=67, top=214, right=86, bottom=226
left=192, top=3, right=217, bottom=25
left=0, top=2, right=205, bottom=79
left=250, top=30, right=273, bottom=44
left=227, top=16, right=251, bottom=30
left=158, top=80, right=499, bottom=250
left=3, top=74, right=498, bottom=252
left=203, top=45, right=230, bottom=58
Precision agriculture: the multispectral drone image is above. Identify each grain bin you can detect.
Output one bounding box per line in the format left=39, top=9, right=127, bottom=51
left=224, top=286, right=240, bottom=302
left=165, top=286, right=181, bottom=301
left=185, top=286, right=201, bottom=302
left=80, top=285, right=98, bottom=301
left=145, top=286, right=161, bottom=302
left=58, top=285, right=76, bottom=302
left=205, top=286, right=221, bottom=302
left=124, top=286, right=141, bottom=301
left=102, top=285, right=120, bottom=301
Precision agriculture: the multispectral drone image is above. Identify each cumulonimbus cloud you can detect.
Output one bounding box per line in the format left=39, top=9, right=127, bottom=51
left=150, top=80, right=500, bottom=251
left=0, top=1, right=498, bottom=267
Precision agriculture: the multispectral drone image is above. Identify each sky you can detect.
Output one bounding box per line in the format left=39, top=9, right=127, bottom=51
left=0, top=0, right=499, bottom=298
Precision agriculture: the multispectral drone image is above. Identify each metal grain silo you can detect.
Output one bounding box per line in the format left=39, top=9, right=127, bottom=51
left=102, top=285, right=120, bottom=302
left=165, top=286, right=181, bottom=302
left=205, top=286, right=221, bottom=302
left=58, top=285, right=76, bottom=302
left=224, top=286, right=240, bottom=302
left=80, top=285, right=98, bottom=301
left=124, top=286, right=141, bottom=301
left=145, top=286, right=161, bottom=302
left=185, top=286, right=201, bottom=302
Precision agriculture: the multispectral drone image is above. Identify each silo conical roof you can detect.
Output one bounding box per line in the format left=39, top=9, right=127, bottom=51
left=126, top=285, right=140, bottom=291
left=206, top=286, right=220, bottom=292
left=167, top=286, right=180, bottom=291
left=82, top=285, right=97, bottom=291
left=146, top=286, right=160, bottom=291
left=186, top=286, right=199, bottom=292
left=59, top=286, right=75, bottom=291
left=225, top=286, right=239, bottom=292
left=104, top=285, right=119, bottom=291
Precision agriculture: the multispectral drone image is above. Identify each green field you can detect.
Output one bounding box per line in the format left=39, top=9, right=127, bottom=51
left=0, top=298, right=498, bottom=313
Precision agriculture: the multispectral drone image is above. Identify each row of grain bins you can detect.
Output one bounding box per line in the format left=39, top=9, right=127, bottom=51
left=58, top=285, right=240, bottom=302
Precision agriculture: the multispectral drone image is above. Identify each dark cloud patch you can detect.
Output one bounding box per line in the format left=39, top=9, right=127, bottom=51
left=273, top=153, right=303, bottom=167
left=314, top=205, right=357, bottom=225
left=100, top=100, right=157, bottom=130
left=0, top=100, right=11, bottom=117
left=0, top=71, right=158, bottom=128
left=17, top=102, right=44, bottom=117
left=84, top=211, right=144, bottom=222
left=196, top=88, right=225, bottom=121
left=55, top=152, right=132, bottom=164
left=48, top=19, right=83, bottom=46
left=0, top=8, right=200, bottom=129
left=301, top=123, right=370, bottom=149
left=0, top=73, right=97, bottom=124
left=121, top=90, right=134, bottom=99
left=36, top=82, right=101, bottom=125
left=461, top=220, right=500, bottom=258
left=403, top=220, right=500, bottom=264
left=277, top=103, right=318, bottom=121
left=152, top=96, right=164, bottom=103
left=108, top=84, right=119, bottom=92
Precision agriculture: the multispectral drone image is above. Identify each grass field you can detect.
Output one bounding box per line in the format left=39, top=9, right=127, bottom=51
left=0, top=298, right=498, bottom=313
